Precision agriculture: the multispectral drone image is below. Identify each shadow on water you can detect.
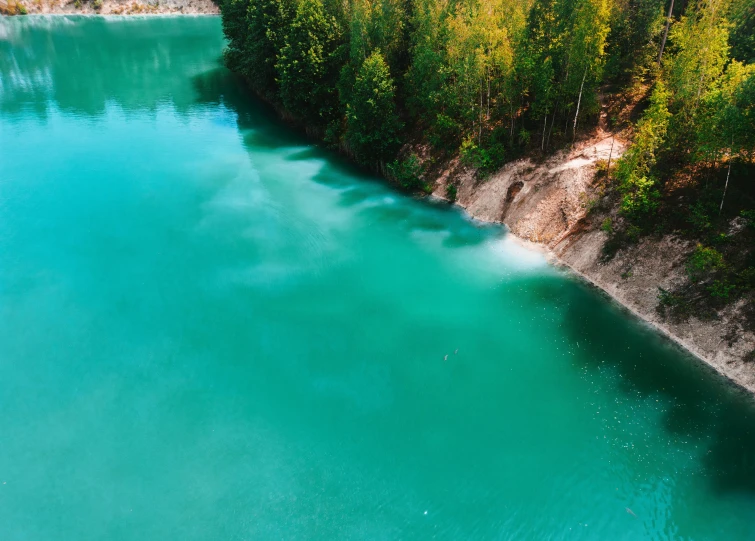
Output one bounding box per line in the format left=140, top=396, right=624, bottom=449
left=191, top=64, right=499, bottom=249
left=523, top=276, right=755, bottom=495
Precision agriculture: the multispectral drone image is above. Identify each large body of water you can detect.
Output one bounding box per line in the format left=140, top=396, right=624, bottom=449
left=1, top=16, right=755, bottom=540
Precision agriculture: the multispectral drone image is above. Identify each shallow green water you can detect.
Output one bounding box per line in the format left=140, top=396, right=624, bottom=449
left=1, top=16, right=755, bottom=540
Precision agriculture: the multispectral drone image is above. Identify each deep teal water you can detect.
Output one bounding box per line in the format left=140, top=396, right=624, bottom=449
left=1, top=16, right=755, bottom=540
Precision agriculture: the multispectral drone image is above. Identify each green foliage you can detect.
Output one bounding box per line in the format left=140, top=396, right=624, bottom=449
left=708, top=279, right=736, bottom=299
left=738, top=266, right=755, bottom=289
left=92, top=0, right=102, bottom=10
left=446, top=183, right=457, bottom=202
left=595, top=159, right=609, bottom=177
left=348, top=0, right=408, bottom=74
left=221, top=0, right=251, bottom=68
left=730, top=0, right=755, bottom=64
left=657, top=287, right=692, bottom=319
left=687, top=244, right=726, bottom=281
left=620, top=174, right=661, bottom=216
left=459, top=136, right=507, bottom=177
left=694, top=61, right=755, bottom=164
left=710, top=232, right=730, bottom=245
left=742, top=210, right=755, bottom=228
left=615, top=82, right=670, bottom=217
left=600, top=217, right=613, bottom=233
left=658, top=287, right=681, bottom=308
left=246, top=0, right=294, bottom=96
left=387, top=154, right=426, bottom=191
left=345, top=50, right=402, bottom=164
left=626, top=224, right=642, bottom=241
left=687, top=200, right=714, bottom=233
left=661, top=0, right=755, bottom=170
left=666, top=7, right=730, bottom=111
left=428, top=114, right=463, bottom=150
left=276, top=0, right=343, bottom=125
left=604, top=0, right=664, bottom=79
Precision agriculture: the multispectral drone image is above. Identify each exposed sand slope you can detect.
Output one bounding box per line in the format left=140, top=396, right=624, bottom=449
left=432, top=131, right=755, bottom=394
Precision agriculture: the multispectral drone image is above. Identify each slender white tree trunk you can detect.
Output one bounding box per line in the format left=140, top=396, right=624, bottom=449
left=510, top=103, right=515, bottom=143
left=542, top=113, right=548, bottom=152
left=479, top=82, right=483, bottom=144
left=546, top=101, right=558, bottom=150
left=573, top=67, right=588, bottom=142
left=658, top=0, right=675, bottom=65
left=719, top=139, right=734, bottom=214
left=607, top=136, right=615, bottom=171
left=486, top=65, right=490, bottom=119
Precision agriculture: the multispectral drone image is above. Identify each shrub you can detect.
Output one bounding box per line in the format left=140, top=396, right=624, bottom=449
left=387, top=154, right=425, bottom=191
left=446, top=184, right=457, bottom=202
left=595, top=159, right=609, bottom=177
left=619, top=174, right=661, bottom=216
left=657, top=287, right=690, bottom=319
left=615, top=82, right=670, bottom=219
left=600, top=217, right=613, bottom=233
left=518, top=128, right=531, bottom=147
left=686, top=244, right=725, bottom=281
left=710, top=232, right=729, bottom=245
left=93, top=0, right=102, bottom=9
left=459, top=137, right=485, bottom=168
left=429, top=114, right=462, bottom=150
left=736, top=267, right=755, bottom=289
left=741, top=209, right=755, bottom=229
left=626, top=224, right=642, bottom=242
left=687, top=201, right=713, bottom=232
left=708, top=279, right=736, bottom=299
left=459, top=137, right=505, bottom=177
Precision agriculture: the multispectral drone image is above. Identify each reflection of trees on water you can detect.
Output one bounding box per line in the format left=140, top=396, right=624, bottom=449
left=0, top=16, right=225, bottom=118
left=192, top=65, right=503, bottom=250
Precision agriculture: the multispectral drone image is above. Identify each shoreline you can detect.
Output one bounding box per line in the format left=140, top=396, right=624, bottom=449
left=552, top=251, right=755, bottom=396
left=449, top=199, right=755, bottom=397
left=442, top=169, right=755, bottom=398
left=248, top=75, right=755, bottom=398
left=2, top=0, right=218, bottom=15
left=1, top=12, right=219, bottom=15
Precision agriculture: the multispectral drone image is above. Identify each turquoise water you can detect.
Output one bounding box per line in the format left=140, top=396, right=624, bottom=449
left=1, top=16, right=755, bottom=540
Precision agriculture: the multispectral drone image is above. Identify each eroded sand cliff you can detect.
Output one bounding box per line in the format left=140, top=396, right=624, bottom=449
left=432, top=131, right=755, bottom=394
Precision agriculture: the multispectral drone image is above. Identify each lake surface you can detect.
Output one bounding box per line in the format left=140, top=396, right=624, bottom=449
left=2, top=16, right=755, bottom=540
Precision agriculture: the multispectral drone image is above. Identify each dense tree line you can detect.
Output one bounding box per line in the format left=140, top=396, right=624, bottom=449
left=221, top=0, right=752, bottom=178
left=221, top=0, right=618, bottom=170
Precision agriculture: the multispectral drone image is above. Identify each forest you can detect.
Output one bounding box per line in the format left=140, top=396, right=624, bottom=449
left=220, top=0, right=755, bottom=315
